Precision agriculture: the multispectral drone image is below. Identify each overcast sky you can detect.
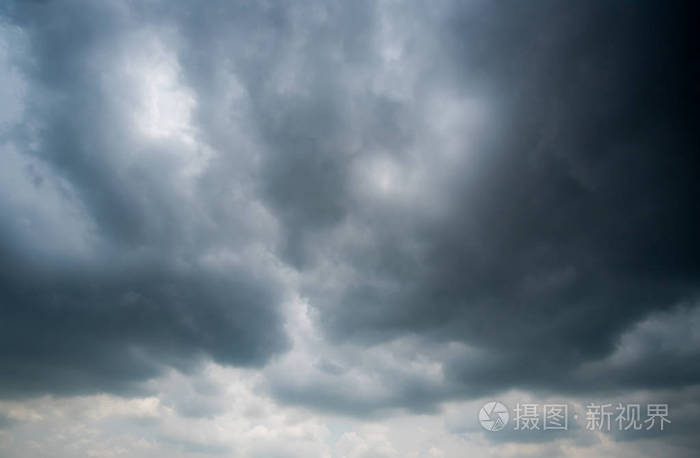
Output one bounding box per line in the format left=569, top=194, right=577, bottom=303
left=0, top=1, right=698, bottom=457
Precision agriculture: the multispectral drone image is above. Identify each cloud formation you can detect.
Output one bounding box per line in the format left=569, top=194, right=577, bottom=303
left=0, top=0, right=697, bottom=456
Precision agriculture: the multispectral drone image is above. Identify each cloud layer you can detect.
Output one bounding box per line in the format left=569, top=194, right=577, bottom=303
left=0, top=0, right=698, bottom=456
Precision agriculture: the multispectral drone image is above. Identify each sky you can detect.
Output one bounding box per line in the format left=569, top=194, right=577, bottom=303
left=0, top=0, right=698, bottom=457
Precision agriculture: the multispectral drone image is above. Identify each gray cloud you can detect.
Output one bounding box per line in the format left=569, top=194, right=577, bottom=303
left=0, top=0, right=290, bottom=397
left=0, top=5, right=698, bottom=456
left=290, top=0, right=699, bottom=402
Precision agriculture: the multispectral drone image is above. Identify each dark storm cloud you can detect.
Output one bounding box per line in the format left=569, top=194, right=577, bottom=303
left=169, top=0, right=390, bottom=267
left=0, top=0, right=289, bottom=397
left=0, top=253, right=285, bottom=397
left=0, top=0, right=698, bottom=425
left=365, top=3, right=689, bottom=345
left=265, top=0, right=699, bottom=411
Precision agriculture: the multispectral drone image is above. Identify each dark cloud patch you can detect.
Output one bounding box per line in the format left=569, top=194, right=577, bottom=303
left=1, top=0, right=698, bottom=440
left=0, top=243, right=286, bottom=397
left=0, top=0, right=288, bottom=398
left=179, top=0, right=381, bottom=268
left=289, top=0, right=700, bottom=407
left=0, top=413, right=14, bottom=430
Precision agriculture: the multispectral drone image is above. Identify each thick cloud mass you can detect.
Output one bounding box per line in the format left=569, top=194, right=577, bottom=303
left=0, top=0, right=698, bottom=431
left=0, top=0, right=291, bottom=396
left=305, top=0, right=699, bottom=388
